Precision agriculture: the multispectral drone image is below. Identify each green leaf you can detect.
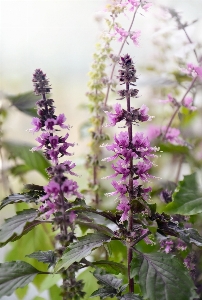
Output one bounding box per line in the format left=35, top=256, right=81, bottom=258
left=40, top=274, right=61, bottom=292
left=6, top=91, right=41, bottom=117
left=69, top=198, right=117, bottom=224
left=92, top=261, right=127, bottom=275
left=77, top=221, right=114, bottom=237
left=90, top=286, right=117, bottom=299
left=15, top=284, right=28, bottom=299
left=26, top=251, right=56, bottom=268
left=32, top=297, right=46, bottom=300
left=165, top=173, right=202, bottom=215
left=93, top=272, right=122, bottom=290
left=159, top=143, right=189, bottom=155
left=0, top=190, right=43, bottom=210
left=49, top=284, right=62, bottom=300
left=77, top=267, right=99, bottom=300
left=120, top=294, right=142, bottom=300
left=0, top=261, right=44, bottom=297
left=55, top=233, right=111, bottom=272
left=0, top=209, right=39, bottom=247
left=131, top=252, right=198, bottom=300
left=177, top=228, right=202, bottom=247
left=6, top=223, right=53, bottom=289
left=3, top=141, right=50, bottom=179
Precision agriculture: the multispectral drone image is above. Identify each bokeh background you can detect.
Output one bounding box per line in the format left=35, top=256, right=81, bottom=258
left=0, top=0, right=202, bottom=299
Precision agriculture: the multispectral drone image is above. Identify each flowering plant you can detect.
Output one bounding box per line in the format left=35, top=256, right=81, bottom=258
left=0, top=2, right=202, bottom=300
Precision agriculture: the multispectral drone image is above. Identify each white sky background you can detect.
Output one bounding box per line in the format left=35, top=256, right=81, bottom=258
left=0, top=0, right=201, bottom=148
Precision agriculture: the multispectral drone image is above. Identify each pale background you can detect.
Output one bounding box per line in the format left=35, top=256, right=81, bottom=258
left=0, top=0, right=202, bottom=299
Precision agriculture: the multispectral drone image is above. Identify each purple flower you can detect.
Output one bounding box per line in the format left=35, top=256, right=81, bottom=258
left=138, top=104, right=152, bottom=122
left=45, top=118, right=56, bottom=131
left=44, top=180, right=60, bottom=197
left=30, top=117, right=42, bottom=132
left=49, top=135, right=59, bottom=148
left=126, top=0, right=140, bottom=11
left=56, top=114, right=70, bottom=129
left=181, top=63, right=202, bottom=78
left=135, top=160, right=153, bottom=181
left=176, top=239, right=187, bottom=251
left=111, top=160, right=130, bottom=181
left=117, top=197, right=130, bottom=222
left=142, top=3, right=152, bottom=12
left=130, top=30, right=141, bottom=46
left=69, top=211, right=76, bottom=223
left=162, top=126, right=183, bottom=145
left=105, top=103, right=124, bottom=127
left=114, top=26, right=128, bottom=42
left=160, top=239, right=174, bottom=253
left=61, top=179, right=81, bottom=198
left=182, top=97, right=196, bottom=111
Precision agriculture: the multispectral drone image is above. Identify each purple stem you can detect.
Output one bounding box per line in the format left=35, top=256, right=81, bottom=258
left=126, top=81, right=134, bottom=293
left=162, top=76, right=198, bottom=140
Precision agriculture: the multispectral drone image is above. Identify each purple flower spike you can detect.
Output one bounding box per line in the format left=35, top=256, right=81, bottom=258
left=30, top=69, right=82, bottom=221
left=103, top=54, right=157, bottom=223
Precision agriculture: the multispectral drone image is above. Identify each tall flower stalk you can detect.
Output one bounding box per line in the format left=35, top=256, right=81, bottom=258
left=103, top=54, right=158, bottom=292
left=85, top=1, right=151, bottom=207
left=31, top=69, right=85, bottom=300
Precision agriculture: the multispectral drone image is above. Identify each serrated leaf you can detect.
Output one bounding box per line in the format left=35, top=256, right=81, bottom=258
left=131, top=252, right=198, bottom=300
left=120, top=294, right=142, bottom=300
left=77, top=222, right=114, bottom=236
left=55, top=233, right=111, bottom=272
left=26, top=251, right=56, bottom=268
left=0, top=209, right=39, bottom=247
left=6, top=91, right=41, bottom=117
left=92, top=260, right=127, bottom=275
left=90, top=286, right=117, bottom=298
left=177, top=228, right=202, bottom=247
left=3, top=141, right=50, bottom=179
left=6, top=223, right=53, bottom=289
left=0, top=191, right=42, bottom=210
left=69, top=201, right=117, bottom=224
left=93, top=272, right=122, bottom=290
left=165, top=173, right=202, bottom=215
left=0, top=261, right=45, bottom=297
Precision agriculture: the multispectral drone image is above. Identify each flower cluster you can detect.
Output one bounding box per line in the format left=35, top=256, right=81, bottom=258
left=31, top=69, right=81, bottom=219
left=104, top=55, right=157, bottom=222
left=105, top=103, right=152, bottom=127
left=181, top=63, right=202, bottom=78
left=147, top=125, right=184, bottom=145
left=159, top=93, right=196, bottom=111
left=114, top=26, right=141, bottom=46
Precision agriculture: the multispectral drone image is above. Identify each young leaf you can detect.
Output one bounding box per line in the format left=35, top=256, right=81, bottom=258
left=92, top=260, right=127, bottom=275
left=90, top=286, right=117, bottom=299
left=3, top=141, right=50, bottom=179
left=93, top=272, right=122, bottom=290
left=131, top=252, right=198, bottom=300
left=177, top=228, right=202, bottom=247
left=165, top=173, right=202, bottom=215
left=120, top=294, right=142, bottom=300
left=6, top=91, right=41, bottom=117
left=55, top=233, right=111, bottom=272
left=0, top=261, right=45, bottom=297
left=26, top=251, right=56, bottom=268
left=0, top=190, right=43, bottom=210
left=0, top=209, right=39, bottom=247
left=69, top=199, right=117, bottom=224
left=77, top=221, right=114, bottom=237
